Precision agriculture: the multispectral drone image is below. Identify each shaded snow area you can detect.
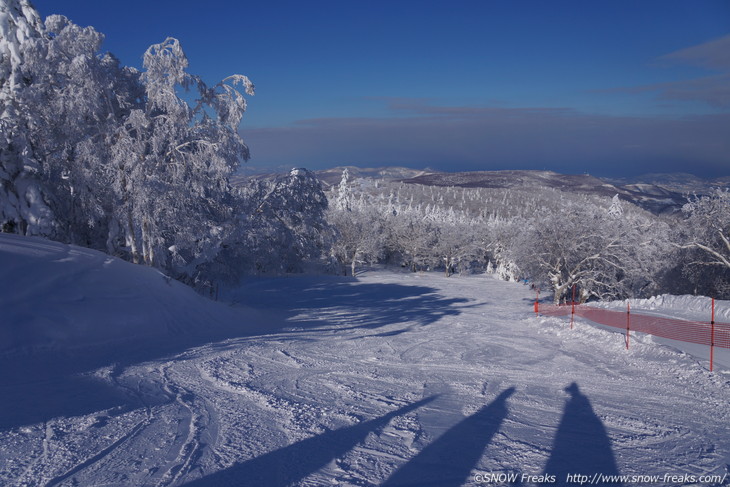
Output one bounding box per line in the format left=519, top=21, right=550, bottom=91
left=0, top=233, right=247, bottom=353
left=1, top=234, right=729, bottom=486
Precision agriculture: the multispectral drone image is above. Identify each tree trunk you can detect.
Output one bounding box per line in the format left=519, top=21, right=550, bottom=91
left=126, top=211, right=140, bottom=264
left=553, top=281, right=569, bottom=305
left=142, top=219, right=152, bottom=266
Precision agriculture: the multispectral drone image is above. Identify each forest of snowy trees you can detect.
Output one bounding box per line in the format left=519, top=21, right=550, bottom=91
left=326, top=169, right=730, bottom=301
left=1, top=0, right=728, bottom=301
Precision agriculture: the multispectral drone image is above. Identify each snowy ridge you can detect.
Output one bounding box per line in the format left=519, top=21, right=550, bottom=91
left=0, top=233, right=245, bottom=354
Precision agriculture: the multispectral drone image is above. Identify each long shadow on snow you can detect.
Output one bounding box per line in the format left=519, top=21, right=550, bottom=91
left=542, top=382, right=623, bottom=486
left=232, top=275, right=472, bottom=334
left=0, top=275, right=467, bottom=431
left=181, top=396, right=437, bottom=487
left=0, top=374, right=130, bottom=431
left=0, top=356, right=170, bottom=431
left=382, top=387, right=515, bottom=487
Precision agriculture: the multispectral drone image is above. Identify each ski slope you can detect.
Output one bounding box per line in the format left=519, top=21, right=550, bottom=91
left=0, top=234, right=729, bottom=486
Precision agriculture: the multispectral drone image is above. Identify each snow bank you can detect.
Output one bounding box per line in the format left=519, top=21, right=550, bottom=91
left=588, top=294, right=729, bottom=322
left=0, top=233, right=242, bottom=354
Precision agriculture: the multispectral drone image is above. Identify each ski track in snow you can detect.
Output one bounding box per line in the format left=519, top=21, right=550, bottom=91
left=1, top=270, right=730, bottom=486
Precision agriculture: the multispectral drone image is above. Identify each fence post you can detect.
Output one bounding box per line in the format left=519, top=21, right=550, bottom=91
left=710, top=297, right=715, bottom=372
left=626, top=301, right=631, bottom=349
left=534, top=288, right=539, bottom=316
left=570, top=284, right=576, bottom=329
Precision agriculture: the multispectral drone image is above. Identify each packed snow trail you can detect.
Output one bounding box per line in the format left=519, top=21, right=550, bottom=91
left=1, top=237, right=729, bottom=486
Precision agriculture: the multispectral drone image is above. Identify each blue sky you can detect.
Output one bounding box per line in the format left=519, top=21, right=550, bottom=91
left=31, top=0, right=730, bottom=177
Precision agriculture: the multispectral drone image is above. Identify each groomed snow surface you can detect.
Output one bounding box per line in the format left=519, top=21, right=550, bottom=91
left=1, top=233, right=729, bottom=486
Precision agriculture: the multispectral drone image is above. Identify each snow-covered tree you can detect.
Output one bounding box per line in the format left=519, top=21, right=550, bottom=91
left=329, top=204, right=385, bottom=276
left=388, top=210, right=440, bottom=272
left=483, top=217, right=523, bottom=282
left=607, top=194, right=623, bottom=218
left=19, top=14, right=142, bottom=245
left=333, top=167, right=352, bottom=211
left=327, top=170, right=386, bottom=275
left=106, top=37, right=253, bottom=279
left=215, top=169, right=330, bottom=278
left=680, top=189, right=730, bottom=270
left=1, top=2, right=144, bottom=244
left=676, top=189, right=730, bottom=298
left=256, top=168, right=330, bottom=270
left=0, top=0, right=54, bottom=235
left=432, top=221, right=483, bottom=276
left=512, top=197, right=668, bottom=303
left=1, top=0, right=344, bottom=289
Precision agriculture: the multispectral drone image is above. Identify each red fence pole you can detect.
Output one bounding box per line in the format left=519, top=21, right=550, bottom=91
left=710, top=297, right=715, bottom=372
left=570, top=284, right=576, bottom=329
left=626, top=301, right=631, bottom=349
left=534, top=288, right=539, bottom=316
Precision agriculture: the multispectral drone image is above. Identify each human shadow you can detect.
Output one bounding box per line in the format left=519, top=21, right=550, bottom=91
left=382, top=387, right=516, bottom=487
left=181, top=396, right=437, bottom=487
left=543, top=383, right=622, bottom=486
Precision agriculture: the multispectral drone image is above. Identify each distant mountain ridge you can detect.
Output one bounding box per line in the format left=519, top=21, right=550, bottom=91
left=398, top=170, right=688, bottom=214
left=314, top=166, right=435, bottom=187
left=312, top=167, right=729, bottom=215
left=604, top=173, right=730, bottom=195
left=231, top=165, right=727, bottom=215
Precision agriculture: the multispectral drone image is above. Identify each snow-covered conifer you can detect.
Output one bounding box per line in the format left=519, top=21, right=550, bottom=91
left=333, top=168, right=352, bottom=211
left=608, top=194, right=623, bottom=218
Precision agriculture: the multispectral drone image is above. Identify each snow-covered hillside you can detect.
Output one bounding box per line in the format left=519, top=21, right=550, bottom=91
left=1, top=235, right=729, bottom=486
left=0, top=233, right=246, bottom=354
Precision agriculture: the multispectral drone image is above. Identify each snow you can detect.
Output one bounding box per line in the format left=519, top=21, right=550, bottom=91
left=0, top=233, right=244, bottom=353
left=0, top=0, right=42, bottom=77
left=1, top=234, right=729, bottom=486
left=589, top=294, right=730, bottom=322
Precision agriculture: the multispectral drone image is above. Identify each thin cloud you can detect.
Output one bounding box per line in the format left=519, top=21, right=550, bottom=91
left=369, top=97, right=576, bottom=119
left=655, top=74, right=730, bottom=108
left=600, top=34, right=730, bottom=109
left=656, top=34, right=730, bottom=71
left=243, top=105, right=730, bottom=177
left=604, top=74, right=730, bottom=109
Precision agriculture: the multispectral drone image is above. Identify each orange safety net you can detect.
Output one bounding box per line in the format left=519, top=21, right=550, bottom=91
left=537, top=303, right=730, bottom=349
